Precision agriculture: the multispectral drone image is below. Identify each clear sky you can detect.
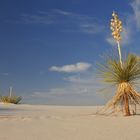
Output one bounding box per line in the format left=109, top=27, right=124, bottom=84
left=0, top=0, right=140, bottom=105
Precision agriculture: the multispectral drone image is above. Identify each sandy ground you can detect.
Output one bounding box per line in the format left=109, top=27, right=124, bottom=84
left=0, top=104, right=140, bottom=140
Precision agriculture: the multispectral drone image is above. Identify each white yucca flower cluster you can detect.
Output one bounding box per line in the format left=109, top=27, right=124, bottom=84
left=110, top=12, right=123, bottom=42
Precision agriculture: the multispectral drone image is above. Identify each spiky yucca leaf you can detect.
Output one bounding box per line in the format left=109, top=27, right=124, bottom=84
left=99, top=54, right=140, bottom=85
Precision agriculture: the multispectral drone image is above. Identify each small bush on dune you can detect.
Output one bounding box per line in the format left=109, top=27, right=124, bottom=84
left=0, top=95, right=22, bottom=104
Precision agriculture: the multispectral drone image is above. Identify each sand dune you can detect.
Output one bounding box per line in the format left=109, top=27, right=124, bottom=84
left=0, top=104, right=140, bottom=140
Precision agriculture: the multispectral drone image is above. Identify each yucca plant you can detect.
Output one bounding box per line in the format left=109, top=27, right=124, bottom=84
left=0, top=87, right=22, bottom=104
left=99, top=12, right=140, bottom=116
left=99, top=54, right=140, bottom=116
left=0, top=95, right=22, bottom=104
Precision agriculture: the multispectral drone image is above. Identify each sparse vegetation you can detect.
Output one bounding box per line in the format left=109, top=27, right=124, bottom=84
left=0, top=95, right=22, bottom=104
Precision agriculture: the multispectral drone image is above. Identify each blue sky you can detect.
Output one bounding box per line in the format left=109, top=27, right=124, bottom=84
left=0, top=0, right=140, bottom=105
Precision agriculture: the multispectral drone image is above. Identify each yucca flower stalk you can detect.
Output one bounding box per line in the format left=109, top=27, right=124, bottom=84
left=99, top=12, right=140, bottom=116
left=110, top=11, right=123, bottom=67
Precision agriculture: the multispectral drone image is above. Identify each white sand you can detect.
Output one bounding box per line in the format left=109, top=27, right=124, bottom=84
left=0, top=104, right=140, bottom=140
